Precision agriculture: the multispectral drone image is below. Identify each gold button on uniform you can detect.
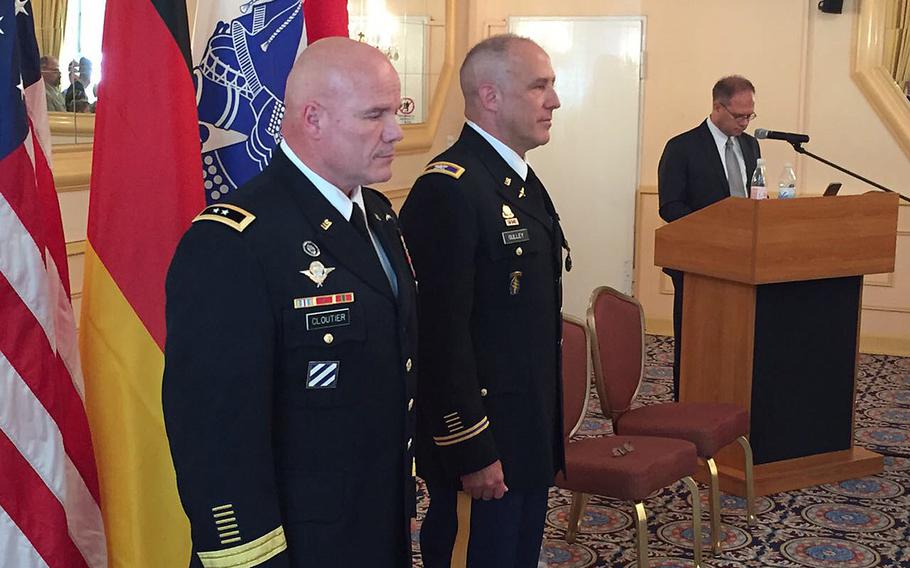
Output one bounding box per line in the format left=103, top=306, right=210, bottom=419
left=515, top=247, right=523, bottom=256
left=406, top=358, right=413, bottom=372
left=480, top=388, right=488, bottom=397
left=323, top=333, right=334, bottom=344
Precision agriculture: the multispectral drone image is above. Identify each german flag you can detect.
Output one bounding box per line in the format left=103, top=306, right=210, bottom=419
left=80, top=0, right=202, bottom=565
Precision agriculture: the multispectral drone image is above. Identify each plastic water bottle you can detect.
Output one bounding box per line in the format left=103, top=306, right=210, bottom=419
left=750, top=158, right=768, bottom=200
left=778, top=163, right=797, bottom=199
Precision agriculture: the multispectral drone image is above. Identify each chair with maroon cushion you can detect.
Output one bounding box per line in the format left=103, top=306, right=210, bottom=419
left=586, top=286, right=756, bottom=555
left=558, top=315, right=703, bottom=568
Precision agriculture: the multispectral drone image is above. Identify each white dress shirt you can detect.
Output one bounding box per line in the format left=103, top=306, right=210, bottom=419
left=466, top=120, right=528, bottom=181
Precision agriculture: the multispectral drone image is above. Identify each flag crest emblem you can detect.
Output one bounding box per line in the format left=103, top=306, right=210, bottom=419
left=194, top=0, right=305, bottom=202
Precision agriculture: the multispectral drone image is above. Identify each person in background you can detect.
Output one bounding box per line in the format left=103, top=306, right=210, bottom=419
left=40, top=55, right=65, bottom=112
left=65, top=57, right=91, bottom=112
left=400, top=34, right=568, bottom=568
left=657, top=75, right=762, bottom=400
left=162, top=37, right=417, bottom=567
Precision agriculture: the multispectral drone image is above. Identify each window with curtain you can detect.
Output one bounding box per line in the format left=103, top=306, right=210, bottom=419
left=56, top=0, right=106, bottom=111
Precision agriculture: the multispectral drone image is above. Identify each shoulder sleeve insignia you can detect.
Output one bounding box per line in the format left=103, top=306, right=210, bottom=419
left=192, top=204, right=256, bottom=232
left=421, top=161, right=465, bottom=180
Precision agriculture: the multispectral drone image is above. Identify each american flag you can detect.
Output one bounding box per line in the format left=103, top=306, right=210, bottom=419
left=0, top=0, right=107, bottom=566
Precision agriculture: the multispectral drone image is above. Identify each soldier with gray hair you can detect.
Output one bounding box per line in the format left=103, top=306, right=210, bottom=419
left=401, top=34, right=568, bottom=567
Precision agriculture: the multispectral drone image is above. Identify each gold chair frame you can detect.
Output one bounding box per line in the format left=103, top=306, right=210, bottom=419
left=560, top=313, right=703, bottom=568
left=586, top=286, right=756, bottom=555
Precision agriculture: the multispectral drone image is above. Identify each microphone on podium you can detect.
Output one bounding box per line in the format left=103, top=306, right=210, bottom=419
left=754, top=128, right=810, bottom=144
left=754, top=128, right=910, bottom=203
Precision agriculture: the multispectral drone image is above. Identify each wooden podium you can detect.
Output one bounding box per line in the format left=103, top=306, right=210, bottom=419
left=654, top=193, right=899, bottom=496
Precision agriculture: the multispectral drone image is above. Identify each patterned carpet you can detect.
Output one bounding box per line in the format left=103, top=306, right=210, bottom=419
left=411, top=335, right=910, bottom=567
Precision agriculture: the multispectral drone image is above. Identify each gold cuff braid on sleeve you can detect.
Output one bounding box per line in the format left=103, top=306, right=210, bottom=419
left=433, top=417, right=490, bottom=446
left=197, top=526, right=287, bottom=568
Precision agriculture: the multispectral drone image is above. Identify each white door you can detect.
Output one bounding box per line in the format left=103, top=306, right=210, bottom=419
left=509, top=17, right=644, bottom=318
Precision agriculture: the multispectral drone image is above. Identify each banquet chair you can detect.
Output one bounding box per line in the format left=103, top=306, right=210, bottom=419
left=556, top=314, right=702, bottom=568
left=586, top=286, right=755, bottom=554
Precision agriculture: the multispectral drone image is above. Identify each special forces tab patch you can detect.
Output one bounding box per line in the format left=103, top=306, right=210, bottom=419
left=421, top=161, right=465, bottom=179
left=192, top=204, right=256, bottom=232
left=307, top=361, right=339, bottom=389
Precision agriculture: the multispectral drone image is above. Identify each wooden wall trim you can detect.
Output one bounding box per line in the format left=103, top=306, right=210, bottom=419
left=382, top=186, right=411, bottom=201
left=53, top=144, right=93, bottom=192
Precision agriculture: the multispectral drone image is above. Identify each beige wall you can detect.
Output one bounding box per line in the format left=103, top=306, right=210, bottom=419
left=57, top=0, right=910, bottom=352
left=380, top=0, right=470, bottom=208
left=464, top=0, right=910, bottom=353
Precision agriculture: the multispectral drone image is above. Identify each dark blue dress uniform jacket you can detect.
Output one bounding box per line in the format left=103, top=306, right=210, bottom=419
left=162, top=150, right=418, bottom=568
left=399, top=124, right=566, bottom=491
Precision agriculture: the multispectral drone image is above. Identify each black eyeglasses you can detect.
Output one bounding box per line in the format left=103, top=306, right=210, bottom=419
left=720, top=103, right=757, bottom=122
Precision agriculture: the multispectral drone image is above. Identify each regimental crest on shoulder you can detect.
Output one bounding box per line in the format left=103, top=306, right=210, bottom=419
left=192, top=204, right=256, bottom=232
left=421, top=161, right=465, bottom=180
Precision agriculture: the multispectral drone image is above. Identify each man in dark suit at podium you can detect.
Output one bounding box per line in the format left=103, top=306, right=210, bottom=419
left=657, top=75, right=761, bottom=400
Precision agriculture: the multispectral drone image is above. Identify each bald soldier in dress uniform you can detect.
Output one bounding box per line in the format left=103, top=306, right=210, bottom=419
left=162, top=38, right=417, bottom=568
left=400, top=35, right=569, bottom=567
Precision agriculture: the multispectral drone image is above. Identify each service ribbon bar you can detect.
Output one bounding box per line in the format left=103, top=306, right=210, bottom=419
left=293, top=292, right=355, bottom=309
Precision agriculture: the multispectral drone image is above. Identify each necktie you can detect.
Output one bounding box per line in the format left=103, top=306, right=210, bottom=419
left=725, top=137, right=746, bottom=198
left=350, top=202, right=372, bottom=244
left=350, top=201, right=399, bottom=296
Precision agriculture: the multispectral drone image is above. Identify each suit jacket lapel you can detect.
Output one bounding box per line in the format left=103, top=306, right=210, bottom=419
left=272, top=152, right=394, bottom=301
left=698, top=120, right=730, bottom=198
left=460, top=125, right=554, bottom=233
left=740, top=135, right=757, bottom=183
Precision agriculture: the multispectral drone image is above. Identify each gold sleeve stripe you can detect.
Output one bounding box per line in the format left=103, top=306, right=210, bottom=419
left=215, top=517, right=237, bottom=525
left=433, top=417, right=490, bottom=446
left=213, top=510, right=234, bottom=519
left=211, top=504, right=233, bottom=512
left=197, top=526, right=287, bottom=568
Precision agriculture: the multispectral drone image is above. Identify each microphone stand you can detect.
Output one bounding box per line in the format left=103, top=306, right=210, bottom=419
left=790, top=142, right=910, bottom=203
